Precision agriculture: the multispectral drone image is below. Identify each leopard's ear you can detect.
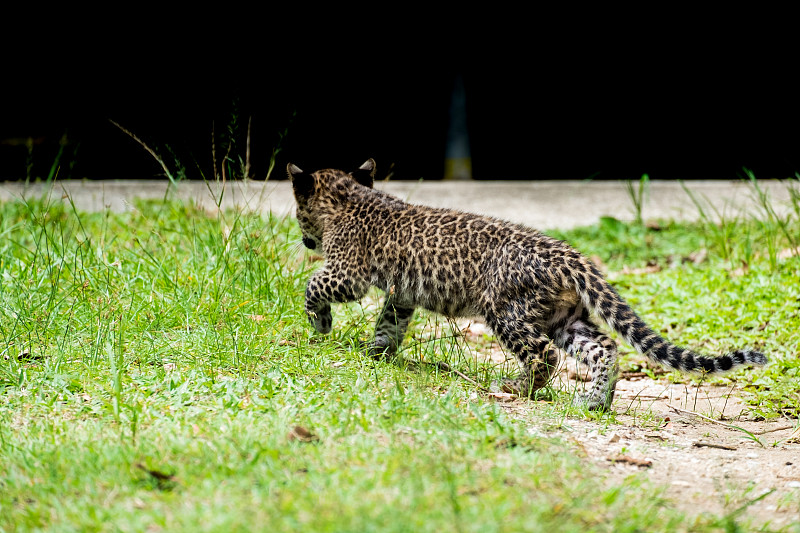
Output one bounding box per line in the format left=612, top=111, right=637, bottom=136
left=351, top=158, right=376, bottom=188
left=287, top=163, right=314, bottom=199
left=287, top=163, right=303, bottom=178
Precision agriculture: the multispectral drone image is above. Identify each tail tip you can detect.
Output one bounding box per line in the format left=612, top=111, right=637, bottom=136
left=746, top=351, right=768, bottom=366
left=734, top=349, right=767, bottom=367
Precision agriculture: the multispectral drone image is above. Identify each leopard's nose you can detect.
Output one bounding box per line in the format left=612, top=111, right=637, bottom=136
left=302, top=237, right=316, bottom=250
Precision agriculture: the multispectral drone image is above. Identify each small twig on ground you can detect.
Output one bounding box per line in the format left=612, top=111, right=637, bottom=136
left=606, top=455, right=652, bottom=468
left=782, top=425, right=800, bottom=443
left=753, top=424, right=796, bottom=436
left=693, top=441, right=737, bottom=451
left=667, top=403, right=747, bottom=431
left=426, top=360, right=489, bottom=392
left=372, top=354, right=490, bottom=392
left=618, top=394, right=668, bottom=400
left=668, top=404, right=796, bottom=436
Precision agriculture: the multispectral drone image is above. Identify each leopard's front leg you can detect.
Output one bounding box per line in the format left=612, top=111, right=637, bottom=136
left=305, top=267, right=368, bottom=334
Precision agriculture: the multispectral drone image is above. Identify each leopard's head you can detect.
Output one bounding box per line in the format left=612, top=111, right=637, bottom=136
left=287, top=159, right=376, bottom=252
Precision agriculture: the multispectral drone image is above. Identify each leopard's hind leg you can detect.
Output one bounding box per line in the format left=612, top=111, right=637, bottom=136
left=486, top=312, right=560, bottom=398
left=553, top=309, right=619, bottom=411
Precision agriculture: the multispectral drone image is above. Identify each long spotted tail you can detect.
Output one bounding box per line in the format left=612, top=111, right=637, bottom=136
left=569, top=258, right=767, bottom=373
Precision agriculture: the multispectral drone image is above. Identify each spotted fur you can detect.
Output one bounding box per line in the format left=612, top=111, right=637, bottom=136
left=287, top=159, right=767, bottom=410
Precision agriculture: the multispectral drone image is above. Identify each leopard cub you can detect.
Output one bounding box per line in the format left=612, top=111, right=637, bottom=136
left=287, top=159, right=767, bottom=410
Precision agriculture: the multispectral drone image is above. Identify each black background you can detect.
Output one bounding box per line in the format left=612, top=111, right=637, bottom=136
left=2, top=20, right=797, bottom=182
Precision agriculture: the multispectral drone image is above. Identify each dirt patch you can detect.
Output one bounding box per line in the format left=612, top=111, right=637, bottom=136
left=443, top=320, right=800, bottom=529
left=499, top=369, right=800, bottom=529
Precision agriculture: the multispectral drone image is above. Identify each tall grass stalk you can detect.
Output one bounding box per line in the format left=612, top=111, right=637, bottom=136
left=745, top=169, right=798, bottom=269
left=109, top=120, right=180, bottom=186
left=680, top=180, right=742, bottom=264
left=624, top=173, right=650, bottom=225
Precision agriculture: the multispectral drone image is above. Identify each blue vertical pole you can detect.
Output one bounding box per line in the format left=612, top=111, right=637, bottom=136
left=444, top=74, right=472, bottom=180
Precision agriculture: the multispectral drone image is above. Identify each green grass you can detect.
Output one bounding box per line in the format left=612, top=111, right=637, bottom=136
left=1, top=183, right=798, bottom=532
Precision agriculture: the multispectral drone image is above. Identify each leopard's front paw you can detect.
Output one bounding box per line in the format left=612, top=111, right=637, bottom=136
left=308, top=306, right=332, bottom=334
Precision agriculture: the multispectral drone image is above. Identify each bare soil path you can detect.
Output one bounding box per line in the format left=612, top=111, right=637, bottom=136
left=442, top=320, right=800, bottom=529
left=465, top=325, right=800, bottom=529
